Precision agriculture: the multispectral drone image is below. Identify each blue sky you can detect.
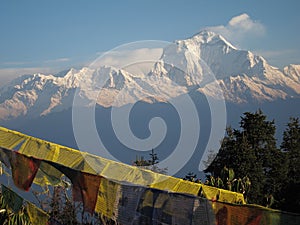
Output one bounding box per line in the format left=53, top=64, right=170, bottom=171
left=1, top=0, right=300, bottom=84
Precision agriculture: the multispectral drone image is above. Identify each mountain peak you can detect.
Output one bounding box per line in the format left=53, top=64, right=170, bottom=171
left=1, top=31, right=300, bottom=121
left=191, top=30, right=237, bottom=50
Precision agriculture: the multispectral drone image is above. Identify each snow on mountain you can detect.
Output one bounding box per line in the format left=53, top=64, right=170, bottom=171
left=0, top=65, right=186, bottom=120
left=154, top=30, right=300, bottom=103
left=0, top=30, right=300, bottom=120
left=0, top=71, right=79, bottom=120
left=283, top=64, right=300, bottom=83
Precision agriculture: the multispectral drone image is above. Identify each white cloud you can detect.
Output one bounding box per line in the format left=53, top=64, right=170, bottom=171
left=0, top=48, right=164, bottom=86
left=2, top=61, right=27, bottom=66
left=205, top=13, right=266, bottom=47
left=91, top=48, right=163, bottom=75
left=44, top=57, right=70, bottom=63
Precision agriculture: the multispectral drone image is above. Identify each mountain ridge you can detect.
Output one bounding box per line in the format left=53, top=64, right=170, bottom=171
left=0, top=30, right=300, bottom=120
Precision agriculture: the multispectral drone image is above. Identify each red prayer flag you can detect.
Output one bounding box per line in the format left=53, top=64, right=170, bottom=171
left=9, top=151, right=41, bottom=191
left=48, top=161, right=101, bottom=213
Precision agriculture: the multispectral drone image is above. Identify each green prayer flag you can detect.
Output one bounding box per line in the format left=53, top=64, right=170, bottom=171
left=1, top=184, right=23, bottom=213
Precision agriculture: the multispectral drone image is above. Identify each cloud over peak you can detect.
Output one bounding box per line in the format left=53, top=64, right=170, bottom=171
left=205, top=13, right=266, bottom=47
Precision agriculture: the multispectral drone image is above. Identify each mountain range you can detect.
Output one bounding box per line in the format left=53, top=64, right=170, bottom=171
left=0, top=30, right=299, bottom=176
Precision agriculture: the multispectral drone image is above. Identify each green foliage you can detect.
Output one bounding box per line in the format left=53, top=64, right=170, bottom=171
left=205, top=110, right=292, bottom=209
left=134, top=148, right=168, bottom=174
left=281, top=117, right=300, bottom=183
left=149, top=148, right=159, bottom=166
left=280, top=117, right=300, bottom=213
left=134, top=156, right=150, bottom=167
left=220, top=166, right=235, bottom=183
left=204, top=166, right=251, bottom=198
left=0, top=193, right=31, bottom=225
left=44, top=182, right=119, bottom=224
left=49, top=185, right=79, bottom=225
left=183, top=172, right=201, bottom=183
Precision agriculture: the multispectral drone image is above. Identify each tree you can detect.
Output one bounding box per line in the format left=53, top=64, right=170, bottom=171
left=205, top=110, right=286, bottom=206
left=280, top=117, right=300, bottom=213
left=148, top=149, right=159, bottom=167
left=183, top=172, right=201, bottom=183
left=281, top=117, right=300, bottom=183
left=134, top=149, right=167, bottom=174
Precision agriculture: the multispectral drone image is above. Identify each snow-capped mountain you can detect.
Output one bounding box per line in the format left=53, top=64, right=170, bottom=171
left=0, top=30, right=300, bottom=121
left=154, top=30, right=300, bottom=103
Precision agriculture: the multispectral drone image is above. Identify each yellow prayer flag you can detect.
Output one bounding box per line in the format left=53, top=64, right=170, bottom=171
left=26, top=202, right=49, bottom=225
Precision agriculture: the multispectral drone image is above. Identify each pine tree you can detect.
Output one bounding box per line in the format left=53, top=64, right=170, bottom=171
left=281, top=117, right=300, bottom=183
left=239, top=110, right=285, bottom=206
left=204, top=127, right=237, bottom=176
left=205, top=110, right=284, bottom=205
left=134, top=149, right=167, bottom=174
left=148, top=149, right=159, bottom=166
left=280, top=117, right=300, bottom=213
